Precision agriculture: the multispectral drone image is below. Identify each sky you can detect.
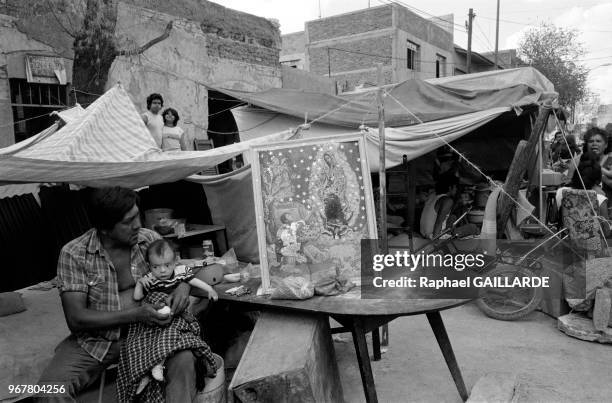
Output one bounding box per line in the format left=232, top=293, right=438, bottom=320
left=210, top=0, right=612, bottom=105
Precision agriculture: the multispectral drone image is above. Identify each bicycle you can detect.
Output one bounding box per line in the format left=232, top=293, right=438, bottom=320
left=413, top=214, right=565, bottom=321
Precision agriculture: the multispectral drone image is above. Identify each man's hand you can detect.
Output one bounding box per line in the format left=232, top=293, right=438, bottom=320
left=167, top=281, right=191, bottom=315
left=139, top=304, right=172, bottom=326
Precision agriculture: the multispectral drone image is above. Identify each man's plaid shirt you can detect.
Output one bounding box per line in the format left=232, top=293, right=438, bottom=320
left=56, top=228, right=160, bottom=361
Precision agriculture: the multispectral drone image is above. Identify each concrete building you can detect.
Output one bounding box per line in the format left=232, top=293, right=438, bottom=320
left=0, top=0, right=76, bottom=147
left=283, top=4, right=455, bottom=93
left=452, top=46, right=498, bottom=75
left=1, top=0, right=282, bottom=149
left=280, top=31, right=306, bottom=70
left=596, top=104, right=612, bottom=128
left=481, top=49, right=525, bottom=69
left=107, top=0, right=282, bottom=149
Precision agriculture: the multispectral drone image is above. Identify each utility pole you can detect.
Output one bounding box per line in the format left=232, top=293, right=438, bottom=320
left=466, top=8, right=474, bottom=73
left=327, top=47, right=331, bottom=78
left=494, top=0, right=500, bottom=69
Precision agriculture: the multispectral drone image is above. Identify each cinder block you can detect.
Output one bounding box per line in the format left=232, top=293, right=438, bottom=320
left=467, top=372, right=519, bottom=403
left=593, top=288, right=612, bottom=331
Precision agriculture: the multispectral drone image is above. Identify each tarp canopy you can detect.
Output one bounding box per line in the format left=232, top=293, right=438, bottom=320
left=0, top=67, right=556, bottom=187
left=211, top=67, right=556, bottom=128
left=0, top=85, right=294, bottom=188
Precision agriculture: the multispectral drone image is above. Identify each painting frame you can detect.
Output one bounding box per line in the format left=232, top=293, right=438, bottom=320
left=250, top=133, right=378, bottom=293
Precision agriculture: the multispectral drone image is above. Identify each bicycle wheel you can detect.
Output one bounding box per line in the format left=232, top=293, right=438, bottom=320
left=476, top=264, right=543, bottom=321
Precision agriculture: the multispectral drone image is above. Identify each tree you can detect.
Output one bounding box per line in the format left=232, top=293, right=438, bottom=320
left=518, top=23, right=589, bottom=111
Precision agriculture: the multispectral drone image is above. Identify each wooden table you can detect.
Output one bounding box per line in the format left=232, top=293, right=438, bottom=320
left=214, top=279, right=471, bottom=403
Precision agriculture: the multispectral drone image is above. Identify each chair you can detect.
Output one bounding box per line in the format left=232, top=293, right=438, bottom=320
left=559, top=189, right=612, bottom=314
left=98, top=363, right=118, bottom=403
left=194, top=139, right=219, bottom=176
left=559, top=189, right=606, bottom=259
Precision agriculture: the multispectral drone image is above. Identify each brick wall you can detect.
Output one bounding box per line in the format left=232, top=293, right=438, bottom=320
left=124, top=0, right=280, bottom=48
left=309, top=36, right=392, bottom=75
left=207, top=36, right=279, bottom=67
left=307, top=5, right=392, bottom=42
left=396, top=7, right=453, bottom=52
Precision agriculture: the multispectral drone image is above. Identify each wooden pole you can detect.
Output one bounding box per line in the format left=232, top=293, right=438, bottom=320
left=376, top=64, right=389, bottom=353
left=377, top=64, right=387, bottom=254
left=494, top=0, right=500, bottom=69
left=467, top=8, right=474, bottom=74
left=497, top=106, right=552, bottom=233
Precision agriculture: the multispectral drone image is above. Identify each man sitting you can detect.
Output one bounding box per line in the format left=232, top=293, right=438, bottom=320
left=420, top=174, right=478, bottom=240
left=37, top=187, right=195, bottom=402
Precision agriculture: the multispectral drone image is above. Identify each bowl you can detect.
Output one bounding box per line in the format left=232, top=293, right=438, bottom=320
left=223, top=273, right=241, bottom=283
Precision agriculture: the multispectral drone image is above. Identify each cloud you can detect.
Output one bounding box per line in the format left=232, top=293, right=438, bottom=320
left=553, top=3, right=612, bottom=104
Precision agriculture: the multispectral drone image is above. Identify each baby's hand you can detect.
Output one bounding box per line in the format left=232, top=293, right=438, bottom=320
left=602, top=167, right=612, bottom=177
left=139, top=275, right=154, bottom=290
left=208, top=289, right=219, bottom=302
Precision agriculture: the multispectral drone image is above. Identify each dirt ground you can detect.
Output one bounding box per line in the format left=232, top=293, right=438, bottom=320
left=333, top=302, right=612, bottom=403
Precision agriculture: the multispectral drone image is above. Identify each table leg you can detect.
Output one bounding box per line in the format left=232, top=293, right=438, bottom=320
left=372, top=327, right=381, bottom=361
left=350, top=318, right=378, bottom=403
left=381, top=323, right=389, bottom=346
left=426, top=311, right=469, bottom=402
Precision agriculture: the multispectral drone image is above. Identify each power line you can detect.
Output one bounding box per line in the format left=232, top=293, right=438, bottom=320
left=478, top=14, right=612, bottom=34
left=326, top=46, right=461, bottom=65
left=375, top=0, right=468, bottom=32
left=474, top=21, right=495, bottom=53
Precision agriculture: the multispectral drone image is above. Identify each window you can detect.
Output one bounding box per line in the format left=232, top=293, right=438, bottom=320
left=406, top=41, right=420, bottom=71
left=436, top=54, right=447, bottom=78
left=9, top=78, right=68, bottom=142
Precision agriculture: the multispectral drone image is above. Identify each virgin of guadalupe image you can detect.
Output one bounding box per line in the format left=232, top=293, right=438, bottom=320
left=320, top=153, right=347, bottom=203
left=308, top=146, right=362, bottom=240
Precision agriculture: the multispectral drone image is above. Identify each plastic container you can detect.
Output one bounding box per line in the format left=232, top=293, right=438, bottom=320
left=195, top=353, right=226, bottom=403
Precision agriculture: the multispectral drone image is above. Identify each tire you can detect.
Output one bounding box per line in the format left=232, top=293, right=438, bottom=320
left=476, top=264, right=543, bottom=321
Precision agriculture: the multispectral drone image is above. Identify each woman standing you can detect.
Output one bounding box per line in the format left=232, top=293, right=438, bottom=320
left=567, top=128, right=609, bottom=192
left=161, top=108, right=186, bottom=151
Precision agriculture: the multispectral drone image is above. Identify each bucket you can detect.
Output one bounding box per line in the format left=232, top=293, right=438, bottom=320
left=467, top=209, right=485, bottom=225
left=144, top=208, right=174, bottom=230
left=196, top=353, right=226, bottom=403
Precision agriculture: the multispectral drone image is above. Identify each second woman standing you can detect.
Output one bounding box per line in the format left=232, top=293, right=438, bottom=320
left=161, top=108, right=187, bottom=151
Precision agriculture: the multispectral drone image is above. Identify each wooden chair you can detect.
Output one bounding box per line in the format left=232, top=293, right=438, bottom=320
left=559, top=189, right=612, bottom=323
left=194, top=139, right=219, bottom=176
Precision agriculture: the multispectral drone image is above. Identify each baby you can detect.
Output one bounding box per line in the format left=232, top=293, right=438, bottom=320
left=133, top=239, right=218, bottom=393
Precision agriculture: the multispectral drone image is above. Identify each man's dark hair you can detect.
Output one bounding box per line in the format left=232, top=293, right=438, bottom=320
left=435, top=173, right=459, bottom=195
left=162, top=108, right=179, bottom=127
left=146, top=93, right=164, bottom=110
left=582, top=127, right=610, bottom=154
left=146, top=239, right=175, bottom=263
left=88, top=187, right=140, bottom=231
left=571, top=151, right=602, bottom=190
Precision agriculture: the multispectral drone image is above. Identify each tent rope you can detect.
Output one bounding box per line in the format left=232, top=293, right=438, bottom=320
left=382, top=89, right=559, bottom=239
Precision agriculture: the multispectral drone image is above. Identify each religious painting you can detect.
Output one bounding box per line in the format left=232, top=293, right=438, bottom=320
left=251, top=134, right=377, bottom=292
